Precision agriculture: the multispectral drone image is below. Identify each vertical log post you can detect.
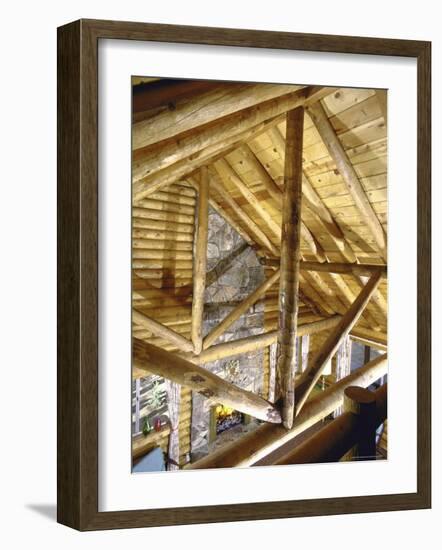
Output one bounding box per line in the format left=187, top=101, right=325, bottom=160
left=268, top=342, right=278, bottom=403
left=191, top=166, right=209, bottom=355
left=343, top=386, right=377, bottom=461
left=134, top=378, right=141, bottom=433
left=164, top=379, right=181, bottom=470
left=364, top=345, right=371, bottom=365
left=300, top=334, right=310, bottom=373
left=277, top=106, right=304, bottom=429
left=334, top=335, right=352, bottom=417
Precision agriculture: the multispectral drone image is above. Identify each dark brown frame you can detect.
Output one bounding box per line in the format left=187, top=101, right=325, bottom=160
left=57, top=18, right=431, bottom=531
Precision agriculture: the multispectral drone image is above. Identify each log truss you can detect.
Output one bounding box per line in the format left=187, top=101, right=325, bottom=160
left=131, top=78, right=388, bottom=468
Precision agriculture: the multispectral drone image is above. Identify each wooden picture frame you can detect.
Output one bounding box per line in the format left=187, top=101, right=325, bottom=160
left=57, top=18, right=431, bottom=531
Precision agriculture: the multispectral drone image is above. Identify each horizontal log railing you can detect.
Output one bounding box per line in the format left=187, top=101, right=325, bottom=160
left=188, top=353, right=387, bottom=469
left=273, top=383, right=387, bottom=465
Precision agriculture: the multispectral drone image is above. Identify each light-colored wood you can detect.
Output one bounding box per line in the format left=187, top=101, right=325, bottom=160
left=132, top=309, right=194, bottom=353
left=350, top=327, right=388, bottom=348
left=203, top=270, right=281, bottom=349
left=132, top=87, right=309, bottom=182
left=191, top=167, right=209, bottom=354
left=133, top=83, right=303, bottom=149
left=295, top=270, right=383, bottom=415
left=234, top=141, right=325, bottom=259
left=132, top=87, right=334, bottom=199
left=375, top=90, right=388, bottom=125
left=188, top=353, right=387, bottom=469
left=214, top=158, right=282, bottom=239
left=268, top=125, right=357, bottom=263
left=334, top=335, right=352, bottom=417
left=277, top=106, right=304, bottom=429
left=186, top=315, right=342, bottom=365
left=300, top=334, right=310, bottom=373
left=350, top=333, right=387, bottom=352
left=306, top=101, right=387, bottom=260
left=300, top=260, right=387, bottom=278
left=210, top=177, right=280, bottom=257
left=238, top=143, right=283, bottom=203
left=133, top=339, right=281, bottom=423
left=327, top=272, right=382, bottom=331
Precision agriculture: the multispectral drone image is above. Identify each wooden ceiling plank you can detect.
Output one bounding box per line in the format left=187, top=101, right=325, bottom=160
left=210, top=177, right=280, bottom=257
left=214, top=158, right=282, bottom=239
left=306, top=101, right=387, bottom=261
left=268, top=126, right=357, bottom=263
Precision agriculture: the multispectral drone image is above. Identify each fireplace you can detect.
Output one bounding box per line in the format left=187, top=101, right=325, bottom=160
left=215, top=404, right=243, bottom=435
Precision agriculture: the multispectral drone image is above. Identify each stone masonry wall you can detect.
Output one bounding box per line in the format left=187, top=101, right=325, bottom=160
left=190, top=207, right=265, bottom=461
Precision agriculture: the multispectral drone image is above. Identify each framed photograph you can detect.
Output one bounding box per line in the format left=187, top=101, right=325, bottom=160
left=57, top=19, right=431, bottom=530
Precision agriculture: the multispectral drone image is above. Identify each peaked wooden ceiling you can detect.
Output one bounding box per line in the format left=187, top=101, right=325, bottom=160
left=131, top=79, right=387, bottom=343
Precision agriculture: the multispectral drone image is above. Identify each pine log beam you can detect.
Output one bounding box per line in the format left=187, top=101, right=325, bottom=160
left=186, top=175, right=259, bottom=251
left=355, top=274, right=388, bottom=315
left=133, top=83, right=303, bottom=150
left=132, top=86, right=333, bottom=198
left=303, top=86, right=340, bottom=106
left=133, top=339, right=281, bottom=423
left=306, top=101, right=387, bottom=261
left=189, top=315, right=341, bottom=364
left=191, top=167, right=209, bottom=354
left=375, top=90, right=388, bottom=124
left=238, top=144, right=284, bottom=204
left=133, top=87, right=310, bottom=183
left=210, top=178, right=280, bottom=257
left=133, top=125, right=262, bottom=202
left=234, top=143, right=325, bottom=260
left=328, top=272, right=382, bottom=331
left=262, top=259, right=387, bottom=278
left=213, top=158, right=282, bottom=239
left=268, top=126, right=357, bottom=263
left=133, top=79, right=219, bottom=115
left=301, top=175, right=357, bottom=263
left=301, top=261, right=387, bottom=278
left=132, top=316, right=342, bottom=378
left=350, top=327, right=388, bottom=350
left=132, top=309, right=194, bottom=353
left=203, top=270, right=281, bottom=349
left=132, top=86, right=335, bottom=200
left=274, top=383, right=387, bottom=465
left=188, top=353, right=387, bottom=469
left=294, top=271, right=383, bottom=415
left=277, top=106, right=304, bottom=429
